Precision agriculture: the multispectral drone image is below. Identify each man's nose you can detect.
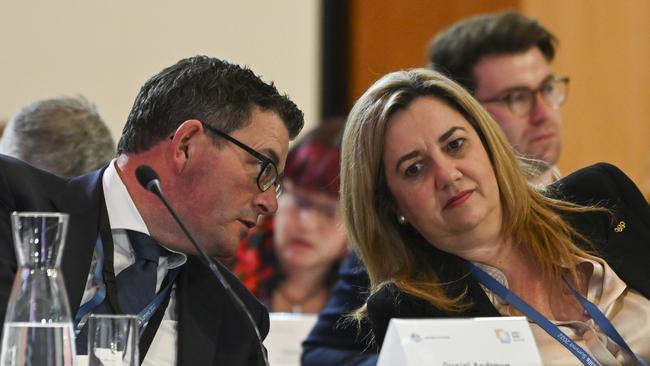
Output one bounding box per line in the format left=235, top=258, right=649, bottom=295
left=254, top=188, right=279, bottom=216
left=529, top=91, right=553, bottom=125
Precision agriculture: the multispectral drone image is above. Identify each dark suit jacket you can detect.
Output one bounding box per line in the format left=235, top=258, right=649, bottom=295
left=302, top=253, right=377, bottom=366
left=302, top=162, right=650, bottom=365
left=0, top=155, right=269, bottom=366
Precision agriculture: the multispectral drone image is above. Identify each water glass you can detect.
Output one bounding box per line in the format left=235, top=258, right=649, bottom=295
left=87, top=315, right=138, bottom=366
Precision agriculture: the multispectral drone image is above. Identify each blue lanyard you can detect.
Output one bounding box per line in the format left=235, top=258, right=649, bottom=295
left=136, top=268, right=179, bottom=328
left=564, top=277, right=648, bottom=366
left=468, top=262, right=648, bottom=366
left=74, top=235, right=180, bottom=331
left=74, top=235, right=106, bottom=332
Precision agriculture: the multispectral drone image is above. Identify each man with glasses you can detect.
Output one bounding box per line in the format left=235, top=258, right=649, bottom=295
left=303, top=11, right=570, bottom=366
left=0, top=56, right=304, bottom=365
left=429, top=11, right=567, bottom=185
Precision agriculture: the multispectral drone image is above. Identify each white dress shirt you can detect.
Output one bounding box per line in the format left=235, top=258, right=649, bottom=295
left=78, top=160, right=186, bottom=366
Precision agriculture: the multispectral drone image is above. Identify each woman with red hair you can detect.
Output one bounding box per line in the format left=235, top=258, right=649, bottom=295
left=231, top=119, right=349, bottom=313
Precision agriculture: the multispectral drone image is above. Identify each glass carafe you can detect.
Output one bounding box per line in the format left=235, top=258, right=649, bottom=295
left=0, top=212, right=76, bottom=366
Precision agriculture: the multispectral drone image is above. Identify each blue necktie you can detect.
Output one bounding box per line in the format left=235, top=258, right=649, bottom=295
left=76, top=230, right=163, bottom=354
left=117, top=230, right=163, bottom=315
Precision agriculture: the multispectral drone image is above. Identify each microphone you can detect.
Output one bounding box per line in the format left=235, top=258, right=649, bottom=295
left=135, top=165, right=162, bottom=196
left=134, top=165, right=268, bottom=366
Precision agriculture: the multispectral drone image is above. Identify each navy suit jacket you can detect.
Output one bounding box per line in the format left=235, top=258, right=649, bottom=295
left=302, top=162, right=650, bottom=365
left=0, top=155, right=269, bottom=366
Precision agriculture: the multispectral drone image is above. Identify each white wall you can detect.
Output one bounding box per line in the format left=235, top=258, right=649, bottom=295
left=0, top=1, right=321, bottom=142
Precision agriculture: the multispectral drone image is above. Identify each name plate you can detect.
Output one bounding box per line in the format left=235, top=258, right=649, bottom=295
left=378, top=317, right=542, bottom=366
left=264, top=313, right=317, bottom=366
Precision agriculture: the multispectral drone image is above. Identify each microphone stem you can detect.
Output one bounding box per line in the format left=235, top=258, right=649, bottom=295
left=155, top=189, right=268, bottom=366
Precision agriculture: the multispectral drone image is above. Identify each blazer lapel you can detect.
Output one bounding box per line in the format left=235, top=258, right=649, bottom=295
left=432, top=251, right=501, bottom=318
left=51, top=168, right=106, bottom=316
left=176, top=256, right=222, bottom=365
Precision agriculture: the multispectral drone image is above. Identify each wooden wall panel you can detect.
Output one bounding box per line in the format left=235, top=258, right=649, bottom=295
left=522, top=0, right=650, bottom=192
left=348, top=0, right=519, bottom=109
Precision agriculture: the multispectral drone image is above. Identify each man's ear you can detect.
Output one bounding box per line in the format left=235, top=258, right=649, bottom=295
left=169, top=119, right=204, bottom=174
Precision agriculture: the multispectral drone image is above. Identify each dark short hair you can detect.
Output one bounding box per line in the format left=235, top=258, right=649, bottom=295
left=428, top=11, right=557, bottom=93
left=284, top=118, right=345, bottom=198
left=117, top=55, right=304, bottom=154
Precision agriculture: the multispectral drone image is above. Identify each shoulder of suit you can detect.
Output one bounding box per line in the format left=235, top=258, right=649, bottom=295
left=0, top=154, right=71, bottom=182
left=545, top=162, right=630, bottom=207
left=0, top=154, right=71, bottom=198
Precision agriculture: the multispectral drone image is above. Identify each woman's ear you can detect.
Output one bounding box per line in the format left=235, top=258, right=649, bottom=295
left=169, top=119, right=204, bottom=174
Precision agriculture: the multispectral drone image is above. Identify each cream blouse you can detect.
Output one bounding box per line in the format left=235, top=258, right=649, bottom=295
left=476, top=257, right=650, bottom=365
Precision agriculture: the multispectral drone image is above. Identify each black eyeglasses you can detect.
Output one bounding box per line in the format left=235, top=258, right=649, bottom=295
left=200, top=122, right=282, bottom=197
left=479, top=76, right=570, bottom=117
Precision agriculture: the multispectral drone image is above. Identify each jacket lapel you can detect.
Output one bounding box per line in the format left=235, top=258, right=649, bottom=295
left=431, top=251, right=501, bottom=318
left=51, top=168, right=106, bottom=316
left=176, top=256, right=222, bottom=365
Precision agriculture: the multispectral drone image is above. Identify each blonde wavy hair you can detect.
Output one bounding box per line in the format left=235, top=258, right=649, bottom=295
left=340, top=68, right=595, bottom=316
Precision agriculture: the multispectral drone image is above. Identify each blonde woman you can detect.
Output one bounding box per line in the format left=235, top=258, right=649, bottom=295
left=340, top=68, right=650, bottom=365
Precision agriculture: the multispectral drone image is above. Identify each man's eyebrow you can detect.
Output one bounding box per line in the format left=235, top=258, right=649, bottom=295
left=262, top=148, right=280, bottom=165
left=496, top=74, right=556, bottom=96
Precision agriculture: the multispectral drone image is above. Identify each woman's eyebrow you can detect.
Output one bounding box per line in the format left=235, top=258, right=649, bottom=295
left=395, top=150, right=420, bottom=173
left=438, top=126, right=466, bottom=143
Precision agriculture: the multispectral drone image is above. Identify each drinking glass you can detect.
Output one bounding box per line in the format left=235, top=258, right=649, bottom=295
left=87, top=315, right=138, bottom=366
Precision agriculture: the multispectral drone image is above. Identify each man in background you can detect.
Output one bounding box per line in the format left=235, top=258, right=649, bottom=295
left=0, top=96, right=115, bottom=176
left=430, top=11, right=568, bottom=184
left=302, top=10, right=569, bottom=366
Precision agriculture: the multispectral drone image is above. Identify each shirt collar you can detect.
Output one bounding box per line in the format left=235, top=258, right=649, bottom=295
left=102, top=159, right=149, bottom=234
left=102, top=159, right=187, bottom=267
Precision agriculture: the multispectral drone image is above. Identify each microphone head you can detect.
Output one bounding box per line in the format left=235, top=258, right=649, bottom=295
left=135, top=165, right=161, bottom=193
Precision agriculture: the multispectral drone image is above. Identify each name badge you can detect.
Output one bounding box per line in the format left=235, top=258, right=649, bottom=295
left=378, top=317, right=542, bottom=366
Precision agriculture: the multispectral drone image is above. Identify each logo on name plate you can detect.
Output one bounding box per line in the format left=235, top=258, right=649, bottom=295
left=410, top=333, right=422, bottom=343
left=494, top=329, right=511, bottom=344
left=494, top=328, right=525, bottom=344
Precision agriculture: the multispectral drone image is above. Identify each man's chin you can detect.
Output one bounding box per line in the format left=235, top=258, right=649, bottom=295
left=530, top=142, right=560, bottom=166
left=211, top=244, right=238, bottom=259
left=527, top=148, right=559, bottom=170
left=195, top=238, right=238, bottom=259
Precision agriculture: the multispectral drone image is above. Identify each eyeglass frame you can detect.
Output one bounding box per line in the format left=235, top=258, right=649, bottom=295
left=197, top=121, right=283, bottom=197
left=478, top=75, right=570, bottom=117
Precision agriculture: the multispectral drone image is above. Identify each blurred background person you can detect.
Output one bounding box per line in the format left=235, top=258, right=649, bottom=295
left=341, top=68, right=650, bottom=365
left=429, top=11, right=566, bottom=185
left=0, top=95, right=115, bottom=176
left=231, top=119, right=349, bottom=313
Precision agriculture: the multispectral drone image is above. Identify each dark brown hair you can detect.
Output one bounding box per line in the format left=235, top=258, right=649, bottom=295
left=428, top=11, right=557, bottom=93
left=118, top=55, right=304, bottom=154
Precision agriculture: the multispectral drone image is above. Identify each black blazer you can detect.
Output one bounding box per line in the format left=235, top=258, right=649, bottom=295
left=302, top=163, right=650, bottom=365
left=367, top=162, right=650, bottom=346
left=0, top=155, right=269, bottom=366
